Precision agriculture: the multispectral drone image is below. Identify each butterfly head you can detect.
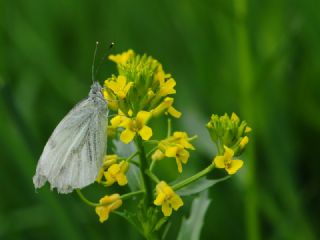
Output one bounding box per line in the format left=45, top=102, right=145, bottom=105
left=89, top=81, right=104, bottom=100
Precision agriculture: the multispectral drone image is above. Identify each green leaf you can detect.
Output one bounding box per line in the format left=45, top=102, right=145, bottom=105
left=177, top=191, right=211, bottom=240
left=176, top=176, right=230, bottom=196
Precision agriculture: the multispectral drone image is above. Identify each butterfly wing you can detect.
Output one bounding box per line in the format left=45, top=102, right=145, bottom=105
left=33, top=97, right=108, bottom=193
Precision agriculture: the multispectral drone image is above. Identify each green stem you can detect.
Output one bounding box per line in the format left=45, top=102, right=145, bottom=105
left=76, top=189, right=144, bottom=207
left=149, top=160, right=156, bottom=172
left=167, top=118, right=172, bottom=137
left=145, top=170, right=160, bottom=183
left=126, top=151, right=139, bottom=162
left=172, top=164, right=215, bottom=191
left=136, top=136, right=153, bottom=206
left=146, top=146, right=158, bottom=159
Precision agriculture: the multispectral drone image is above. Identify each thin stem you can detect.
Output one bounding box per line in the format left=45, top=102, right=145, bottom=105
left=149, top=160, right=157, bottom=172
left=144, top=140, right=159, bottom=145
left=145, top=170, right=160, bottom=183
left=126, top=151, right=139, bottom=162
left=167, top=118, right=172, bottom=137
left=172, top=164, right=215, bottom=191
left=76, top=189, right=144, bottom=207
left=136, top=136, right=153, bottom=206
left=146, top=146, right=158, bottom=159
left=76, top=189, right=99, bottom=207
left=120, top=190, right=145, bottom=200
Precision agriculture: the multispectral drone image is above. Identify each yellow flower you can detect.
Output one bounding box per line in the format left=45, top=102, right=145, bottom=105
left=109, top=49, right=134, bottom=65
left=159, top=78, right=176, bottom=97
left=96, top=155, right=119, bottom=183
left=105, top=75, right=133, bottom=99
left=95, top=194, right=122, bottom=223
left=152, top=97, right=181, bottom=118
left=110, top=111, right=128, bottom=128
left=165, top=145, right=190, bottom=173
left=104, top=161, right=129, bottom=186
left=171, top=132, right=195, bottom=150
left=120, top=111, right=153, bottom=143
left=214, top=146, right=243, bottom=175
left=239, top=136, right=249, bottom=149
left=154, top=181, right=183, bottom=216
left=103, top=88, right=118, bottom=110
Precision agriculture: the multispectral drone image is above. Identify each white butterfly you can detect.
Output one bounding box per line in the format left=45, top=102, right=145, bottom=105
left=33, top=81, right=108, bottom=194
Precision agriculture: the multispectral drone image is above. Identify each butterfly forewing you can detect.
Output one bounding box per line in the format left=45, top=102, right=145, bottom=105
left=33, top=82, right=108, bottom=193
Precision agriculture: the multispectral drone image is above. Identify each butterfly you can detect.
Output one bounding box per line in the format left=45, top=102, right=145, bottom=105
left=33, top=81, right=109, bottom=193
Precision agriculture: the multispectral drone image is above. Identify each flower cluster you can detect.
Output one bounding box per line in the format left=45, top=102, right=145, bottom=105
left=152, top=131, right=195, bottom=173
left=71, top=50, right=252, bottom=238
left=207, top=113, right=251, bottom=174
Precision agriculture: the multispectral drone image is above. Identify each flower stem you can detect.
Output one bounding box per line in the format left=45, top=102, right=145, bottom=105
left=172, top=163, right=215, bottom=191
left=145, top=170, right=160, bottom=183
left=136, top=136, right=153, bottom=206
left=167, top=118, right=172, bottom=137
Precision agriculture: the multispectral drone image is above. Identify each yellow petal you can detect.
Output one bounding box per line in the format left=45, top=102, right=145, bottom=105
left=223, top=146, right=234, bottom=160
left=239, top=136, right=249, bottom=149
left=152, top=149, right=165, bottom=161
left=154, top=192, right=166, bottom=206
left=96, top=168, right=104, bottom=183
left=104, top=172, right=116, bottom=186
left=179, top=149, right=189, bottom=164
left=116, top=174, right=128, bottom=186
left=226, top=160, right=244, bottom=174
left=136, top=111, right=152, bottom=125
left=138, top=125, right=153, bottom=140
left=175, top=158, right=183, bottom=173
left=168, top=106, right=182, bottom=118
left=120, top=129, right=136, bottom=143
left=161, top=202, right=172, bottom=216
left=95, top=206, right=110, bottom=223
left=214, top=156, right=226, bottom=168
left=165, top=146, right=178, bottom=157
left=117, top=75, right=127, bottom=88
left=170, top=195, right=183, bottom=210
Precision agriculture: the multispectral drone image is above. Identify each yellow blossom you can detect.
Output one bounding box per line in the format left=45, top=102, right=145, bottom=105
left=110, top=111, right=128, bottom=128
left=154, top=181, right=183, bottom=216
left=165, top=144, right=190, bottom=173
left=152, top=97, right=181, bottom=118
left=104, top=161, right=129, bottom=186
left=96, top=155, right=119, bottom=183
left=105, top=75, right=133, bottom=99
left=95, top=194, right=122, bottom=223
left=108, top=49, right=134, bottom=65
left=159, top=78, right=176, bottom=97
left=103, top=88, right=118, bottom=110
left=214, top=146, right=243, bottom=175
left=239, top=136, right=249, bottom=149
left=120, top=111, right=153, bottom=143
left=171, top=132, right=195, bottom=150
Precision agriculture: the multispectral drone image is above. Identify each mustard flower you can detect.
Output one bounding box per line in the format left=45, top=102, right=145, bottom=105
left=158, top=78, right=176, bottom=97
left=96, top=155, right=119, bottom=183
left=104, top=161, right=129, bottom=186
left=239, top=136, right=249, bottom=149
left=165, top=144, right=190, bottom=173
left=154, top=181, right=183, bottom=216
left=152, top=97, right=181, bottom=118
left=95, top=194, right=122, bottom=223
left=214, top=146, right=243, bottom=174
left=105, top=75, right=133, bottom=100
left=108, top=49, right=134, bottom=65
left=120, top=111, right=153, bottom=144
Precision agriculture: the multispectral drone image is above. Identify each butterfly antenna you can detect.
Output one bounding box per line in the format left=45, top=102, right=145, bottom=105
left=94, top=42, right=115, bottom=80
left=91, top=41, right=99, bottom=83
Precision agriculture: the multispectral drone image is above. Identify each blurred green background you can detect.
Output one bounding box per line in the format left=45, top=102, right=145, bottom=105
left=1, top=0, right=320, bottom=239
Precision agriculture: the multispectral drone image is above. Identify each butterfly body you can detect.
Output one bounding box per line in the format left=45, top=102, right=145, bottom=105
left=33, top=82, right=108, bottom=193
